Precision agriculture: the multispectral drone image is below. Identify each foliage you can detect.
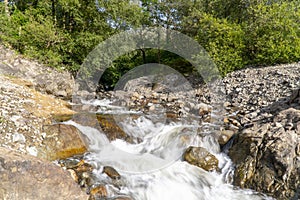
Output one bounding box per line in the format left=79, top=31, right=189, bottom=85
left=244, top=2, right=300, bottom=65
left=0, top=0, right=299, bottom=88
left=185, top=12, right=246, bottom=76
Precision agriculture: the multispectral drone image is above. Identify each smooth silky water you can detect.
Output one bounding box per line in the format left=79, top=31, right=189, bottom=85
left=65, top=99, right=274, bottom=200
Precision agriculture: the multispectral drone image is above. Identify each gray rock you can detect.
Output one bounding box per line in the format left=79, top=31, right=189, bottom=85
left=0, top=45, right=74, bottom=100
left=229, top=108, right=300, bottom=199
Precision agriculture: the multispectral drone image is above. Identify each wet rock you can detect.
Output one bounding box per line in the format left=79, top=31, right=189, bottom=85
left=52, top=114, right=74, bottom=122
left=74, top=160, right=94, bottom=173
left=61, top=158, right=97, bottom=189
left=183, top=146, right=219, bottom=171
left=97, top=114, right=135, bottom=143
left=38, top=124, right=88, bottom=160
left=113, top=196, right=134, bottom=200
left=103, top=166, right=121, bottom=180
left=59, top=157, right=127, bottom=199
left=0, top=147, right=88, bottom=200
left=88, top=185, right=107, bottom=200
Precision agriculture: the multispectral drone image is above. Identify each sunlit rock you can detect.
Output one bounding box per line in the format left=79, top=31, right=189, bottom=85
left=103, top=166, right=121, bottom=180
left=89, top=185, right=108, bottom=200
left=183, top=146, right=219, bottom=171
left=38, top=124, right=88, bottom=160
left=229, top=108, right=300, bottom=199
left=0, top=147, right=88, bottom=200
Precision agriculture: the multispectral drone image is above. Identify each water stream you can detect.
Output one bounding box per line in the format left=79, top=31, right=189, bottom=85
left=65, top=99, right=273, bottom=200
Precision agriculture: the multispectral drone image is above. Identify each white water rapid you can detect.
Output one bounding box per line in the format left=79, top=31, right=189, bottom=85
left=65, top=99, right=274, bottom=200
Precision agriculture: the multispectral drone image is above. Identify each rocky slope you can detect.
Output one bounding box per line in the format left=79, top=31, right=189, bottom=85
left=0, top=45, right=88, bottom=199
left=0, top=45, right=74, bottom=100
left=223, top=64, right=300, bottom=199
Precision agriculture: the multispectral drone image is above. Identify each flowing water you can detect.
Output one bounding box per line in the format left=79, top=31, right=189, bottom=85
left=66, top=99, right=273, bottom=200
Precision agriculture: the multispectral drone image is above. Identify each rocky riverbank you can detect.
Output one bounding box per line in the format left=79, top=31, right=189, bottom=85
left=73, top=63, right=300, bottom=199
left=0, top=45, right=88, bottom=199
left=223, top=65, right=300, bottom=199
left=99, top=63, right=300, bottom=199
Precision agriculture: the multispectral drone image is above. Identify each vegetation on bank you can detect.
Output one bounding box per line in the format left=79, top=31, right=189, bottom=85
left=0, top=0, right=299, bottom=88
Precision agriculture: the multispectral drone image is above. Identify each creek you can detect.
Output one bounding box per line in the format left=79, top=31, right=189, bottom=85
left=64, top=98, right=273, bottom=200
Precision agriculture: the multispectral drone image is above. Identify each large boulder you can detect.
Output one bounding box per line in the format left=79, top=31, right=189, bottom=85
left=38, top=124, right=88, bottom=161
left=53, top=113, right=136, bottom=143
left=229, top=108, right=300, bottom=199
left=0, top=147, right=88, bottom=200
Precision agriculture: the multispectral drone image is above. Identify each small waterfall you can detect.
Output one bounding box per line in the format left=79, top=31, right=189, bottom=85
left=65, top=99, right=274, bottom=200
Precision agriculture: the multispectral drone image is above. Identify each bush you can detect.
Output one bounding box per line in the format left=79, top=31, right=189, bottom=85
left=245, top=2, right=300, bottom=65
left=195, top=13, right=246, bottom=76
left=0, top=8, right=28, bottom=51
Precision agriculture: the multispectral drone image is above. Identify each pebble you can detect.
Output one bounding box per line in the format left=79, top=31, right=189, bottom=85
left=12, top=133, right=26, bottom=143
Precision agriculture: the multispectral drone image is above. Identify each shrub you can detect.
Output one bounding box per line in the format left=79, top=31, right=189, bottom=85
left=245, top=2, right=300, bottom=65
left=195, top=13, right=246, bottom=76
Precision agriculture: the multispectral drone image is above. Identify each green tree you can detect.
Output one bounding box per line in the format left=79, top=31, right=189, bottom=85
left=244, top=1, right=300, bottom=65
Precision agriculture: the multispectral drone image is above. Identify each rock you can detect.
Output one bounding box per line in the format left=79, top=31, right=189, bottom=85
left=183, top=146, right=219, bottom=171
left=0, top=75, right=75, bottom=156
left=229, top=108, right=300, bottom=199
left=0, top=45, right=74, bottom=100
left=38, top=124, right=88, bottom=161
left=218, top=130, right=235, bottom=146
left=223, top=101, right=232, bottom=108
left=74, top=160, right=94, bottom=173
left=289, top=88, right=300, bottom=104
left=0, top=147, right=88, bottom=200
left=103, top=166, right=121, bottom=180
left=113, top=196, right=133, bottom=200
left=12, top=133, right=26, bottom=143
left=89, top=185, right=107, bottom=200
left=62, top=158, right=96, bottom=188
left=198, top=103, right=212, bottom=116
left=97, top=114, right=135, bottom=143
left=68, top=169, right=79, bottom=183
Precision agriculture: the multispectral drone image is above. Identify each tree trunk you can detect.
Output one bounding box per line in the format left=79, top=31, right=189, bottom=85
left=140, top=49, right=146, bottom=64
left=51, top=0, right=57, bottom=25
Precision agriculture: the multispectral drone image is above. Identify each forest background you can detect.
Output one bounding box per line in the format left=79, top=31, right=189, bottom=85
left=0, top=0, right=299, bottom=88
